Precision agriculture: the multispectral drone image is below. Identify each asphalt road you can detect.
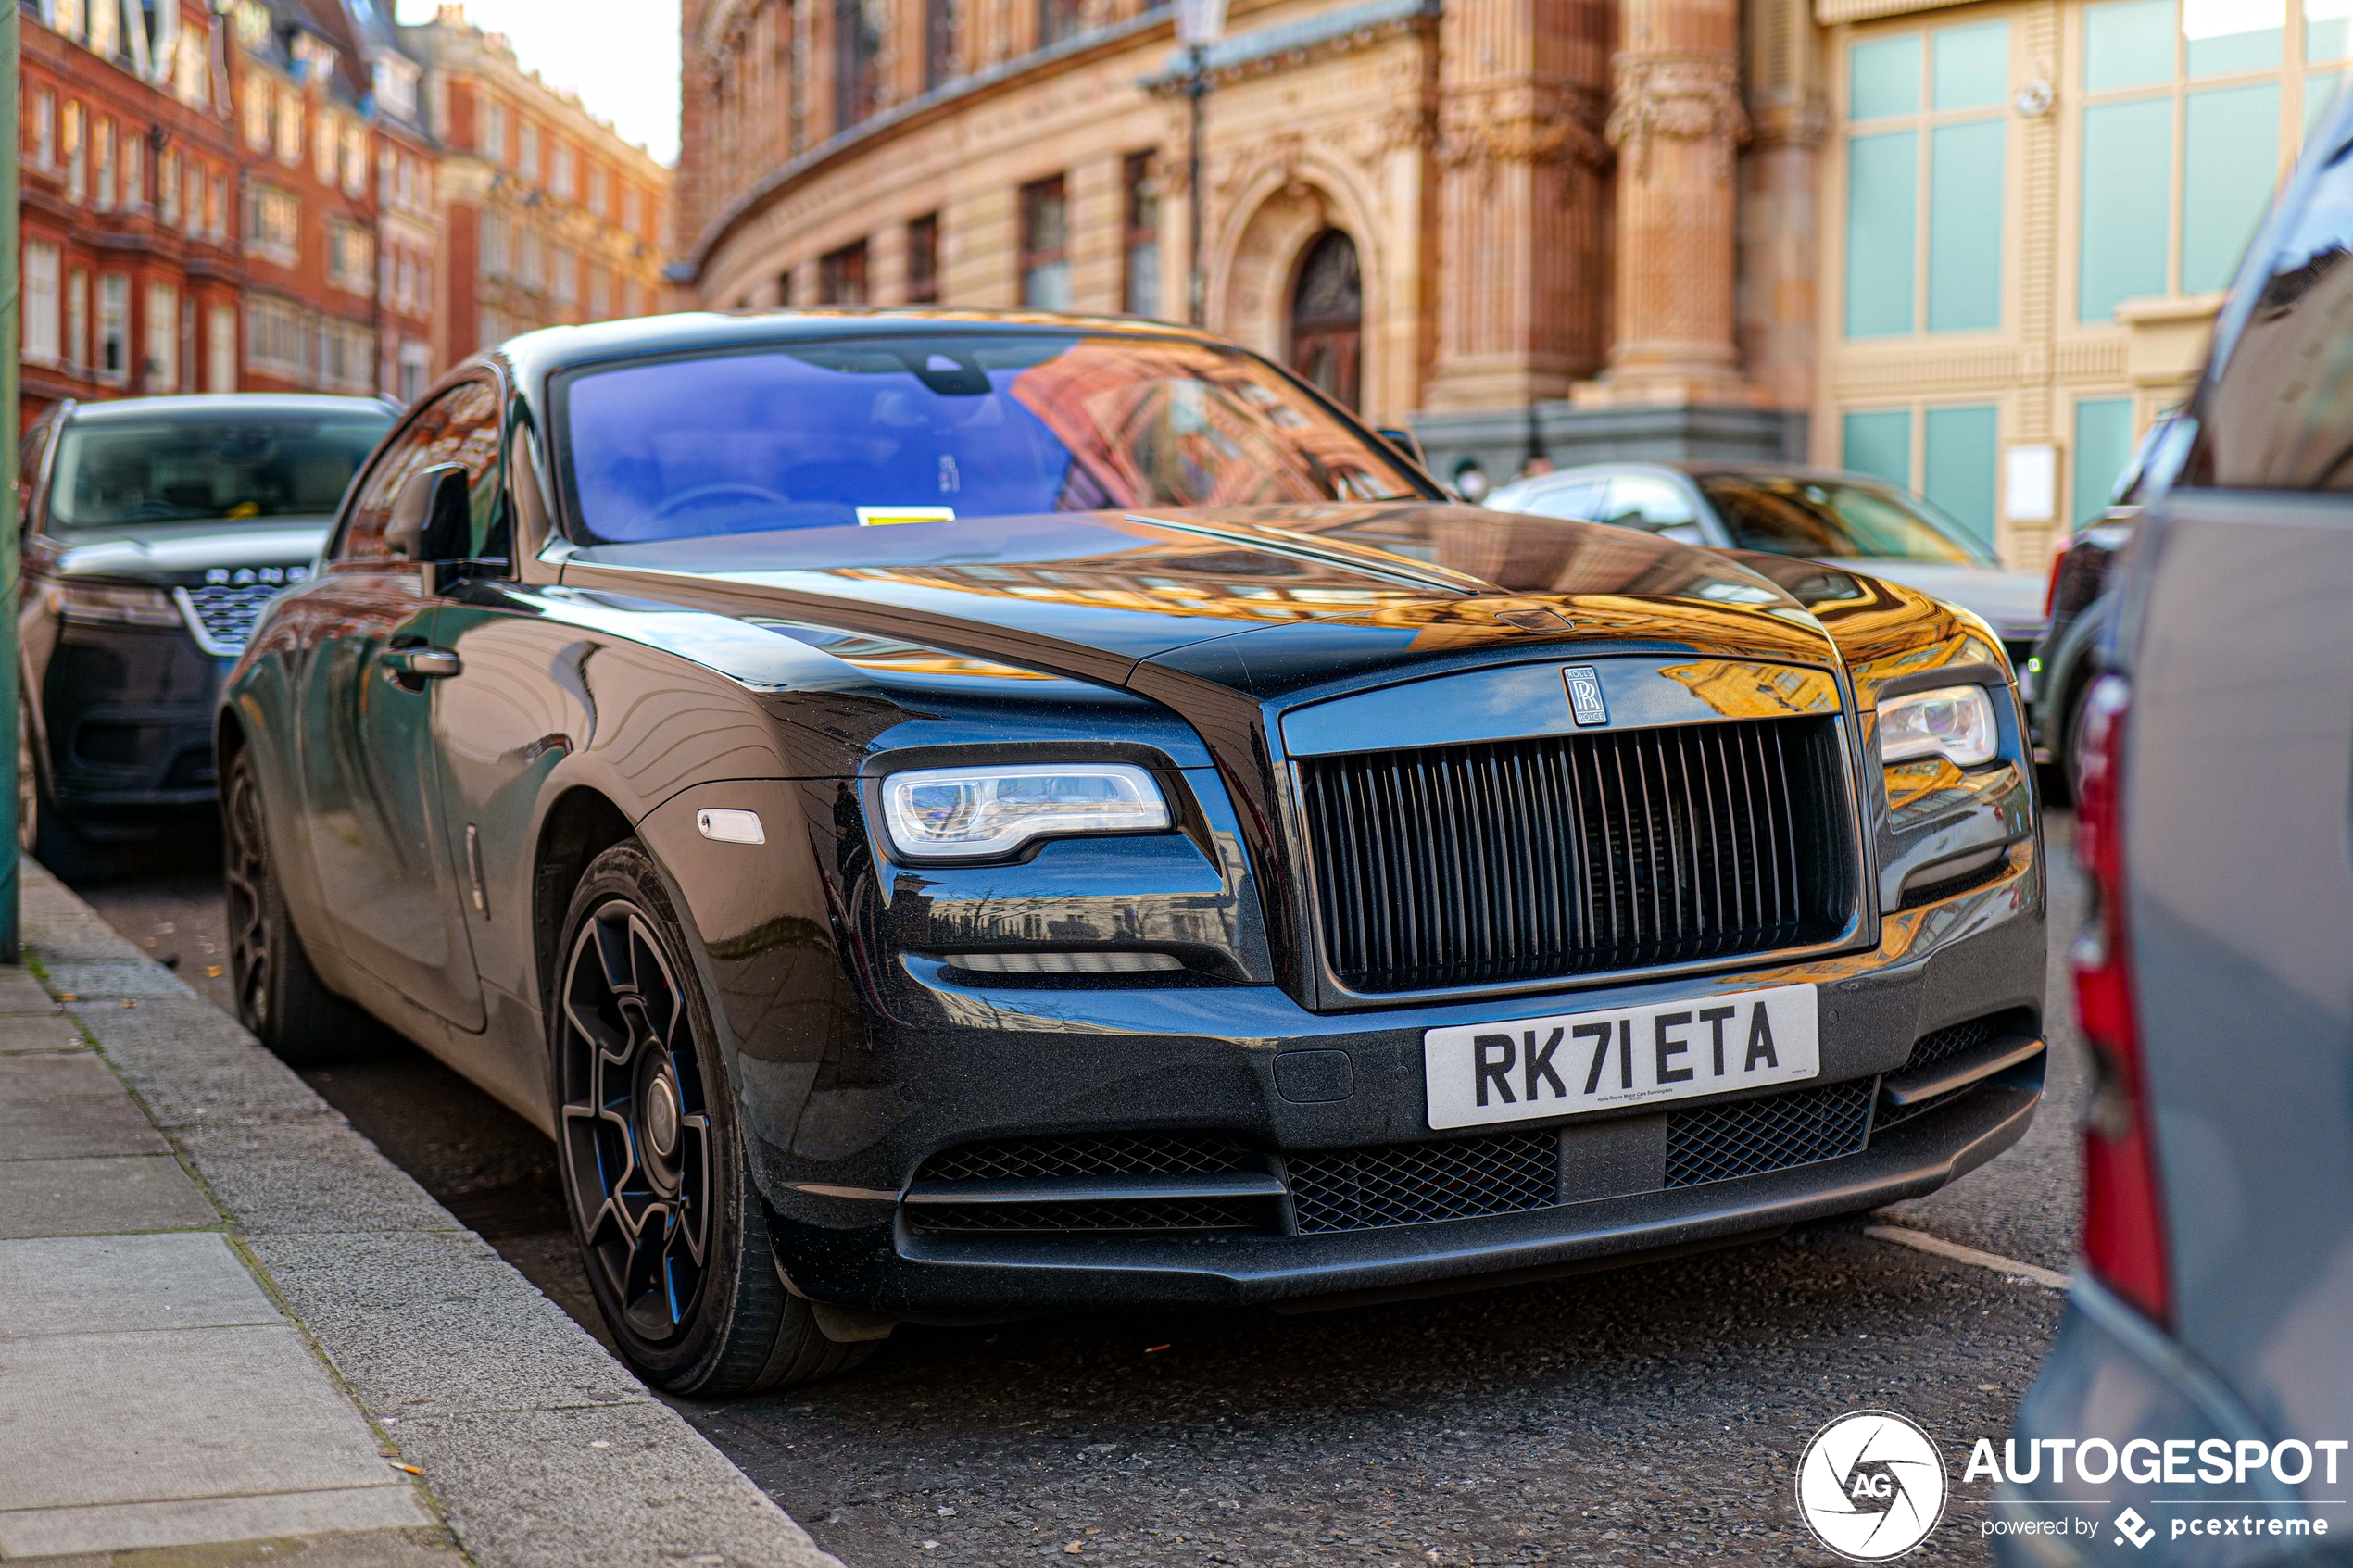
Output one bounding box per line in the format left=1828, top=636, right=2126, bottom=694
left=70, top=816, right=2086, bottom=1567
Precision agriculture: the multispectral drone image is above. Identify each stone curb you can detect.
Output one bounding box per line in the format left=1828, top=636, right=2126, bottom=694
left=21, top=864, right=842, bottom=1568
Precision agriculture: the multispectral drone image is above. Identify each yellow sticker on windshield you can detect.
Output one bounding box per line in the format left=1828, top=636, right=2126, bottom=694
left=856, top=506, right=957, bottom=527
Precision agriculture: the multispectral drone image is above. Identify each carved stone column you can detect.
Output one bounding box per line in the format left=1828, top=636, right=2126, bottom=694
left=1577, top=0, right=1768, bottom=408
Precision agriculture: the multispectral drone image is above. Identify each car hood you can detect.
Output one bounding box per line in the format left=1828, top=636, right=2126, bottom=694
left=1812, top=558, right=2045, bottom=636
left=560, top=503, right=1848, bottom=699
left=48, top=520, right=333, bottom=585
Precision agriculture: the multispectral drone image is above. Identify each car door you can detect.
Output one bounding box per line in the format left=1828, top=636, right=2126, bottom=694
left=295, top=380, right=502, bottom=1033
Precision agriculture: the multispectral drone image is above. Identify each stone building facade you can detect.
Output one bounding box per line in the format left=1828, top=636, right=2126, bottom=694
left=397, top=8, right=673, bottom=372
left=675, top=0, right=2311, bottom=571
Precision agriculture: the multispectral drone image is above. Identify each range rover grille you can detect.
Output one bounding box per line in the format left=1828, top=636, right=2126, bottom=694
left=177, top=583, right=283, bottom=656
left=1298, top=716, right=1854, bottom=994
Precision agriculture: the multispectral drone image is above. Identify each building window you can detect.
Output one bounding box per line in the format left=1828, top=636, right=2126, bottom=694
left=1123, top=153, right=1160, bottom=317
left=485, top=98, right=507, bottom=162
left=275, top=89, right=303, bottom=165
left=62, top=102, right=84, bottom=203
left=31, top=90, right=56, bottom=167
left=483, top=213, right=510, bottom=281
left=1840, top=403, right=2001, bottom=550
left=246, top=294, right=315, bottom=382
left=587, top=164, right=609, bottom=217
left=1039, top=0, right=1086, bottom=46
left=374, top=57, right=419, bottom=121
left=621, top=183, right=642, bottom=233
left=819, top=239, right=869, bottom=304
left=925, top=0, right=957, bottom=90
left=209, top=173, right=229, bottom=241
left=521, top=226, right=546, bottom=293
left=247, top=184, right=301, bottom=266
left=1019, top=176, right=1071, bottom=310
left=160, top=147, right=181, bottom=224
left=553, top=245, right=579, bottom=307
left=589, top=267, right=610, bottom=318
left=2071, top=0, right=2339, bottom=320
left=97, top=273, right=129, bottom=383
left=1843, top=21, right=2008, bottom=339
left=319, top=319, right=375, bottom=394
left=520, top=120, right=539, bottom=181
left=242, top=77, right=270, bottom=149
left=146, top=281, right=179, bottom=392
left=398, top=340, right=431, bottom=404
left=328, top=220, right=375, bottom=295
left=341, top=123, right=366, bottom=195
left=54, top=0, right=85, bottom=42
left=552, top=143, right=575, bottom=201
left=89, top=0, right=117, bottom=55
left=907, top=212, right=940, bottom=303
left=23, top=243, right=61, bottom=365
left=622, top=276, right=642, bottom=317
left=122, top=129, right=143, bottom=212
left=208, top=303, right=236, bottom=392
left=67, top=268, right=89, bottom=370
left=94, top=117, right=115, bottom=210
left=837, top=0, right=883, bottom=130
left=314, top=112, right=336, bottom=182
left=2072, top=397, right=2138, bottom=526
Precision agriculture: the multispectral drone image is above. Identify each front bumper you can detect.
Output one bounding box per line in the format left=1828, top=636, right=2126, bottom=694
left=39, top=621, right=232, bottom=813
left=750, top=847, right=2047, bottom=1321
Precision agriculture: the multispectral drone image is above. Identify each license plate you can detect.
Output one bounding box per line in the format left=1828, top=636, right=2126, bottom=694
left=1423, top=983, right=1821, bottom=1130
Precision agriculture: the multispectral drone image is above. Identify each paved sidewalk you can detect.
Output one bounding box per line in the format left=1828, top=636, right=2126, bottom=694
left=1, top=863, right=839, bottom=1568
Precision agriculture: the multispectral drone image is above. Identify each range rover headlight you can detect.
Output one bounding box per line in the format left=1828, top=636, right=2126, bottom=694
left=51, top=582, right=182, bottom=629
left=880, top=763, right=1172, bottom=859
left=1878, top=684, right=1999, bottom=767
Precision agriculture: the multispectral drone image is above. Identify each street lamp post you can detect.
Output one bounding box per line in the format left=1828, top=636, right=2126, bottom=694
left=1173, top=0, right=1227, bottom=327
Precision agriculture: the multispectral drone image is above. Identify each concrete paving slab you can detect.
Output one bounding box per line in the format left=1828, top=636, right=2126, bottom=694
left=65, top=998, right=335, bottom=1132
left=170, top=1123, right=452, bottom=1236
left=0, top=968, right=65, bottom=1015
left=0, top=1323, right=409, bottom=1512
left=0, top=1093, right=170, bottom=1160
left=0, top=1234, right=283, bottom=1338
left=0, top=1052, right=123, bottom=1098
left=0, top=1016, right=85, bottom=1052
left=390, top=1402, right=835, bottom=1568
left=245, top=1231, right=647, bottom=1420
left=0, top=1156, right=216, bottom=1239
left=0, top=1486, right=430, bottom=1560
left=1, top=1523, right=464, bottom=1567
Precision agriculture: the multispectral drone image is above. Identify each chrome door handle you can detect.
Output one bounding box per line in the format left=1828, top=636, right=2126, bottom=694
left=381, top=647, right=461, bottom=681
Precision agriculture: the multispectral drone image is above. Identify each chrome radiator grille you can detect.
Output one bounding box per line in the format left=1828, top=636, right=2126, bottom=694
left=176, top=583, right=282, bottom=656
left=1297, top=716, right=1853, bottom=994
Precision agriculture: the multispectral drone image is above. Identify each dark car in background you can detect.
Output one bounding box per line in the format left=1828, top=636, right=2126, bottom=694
left=1994, top=87, right=2353, bottom=1567
left=217, top=310, right=2047, bottom=1399
left=2027, top=410, right=2189, bottom=798
left=17, top=395, right=394, bottom=876
left=1481, top=461, right=2049, bottom=698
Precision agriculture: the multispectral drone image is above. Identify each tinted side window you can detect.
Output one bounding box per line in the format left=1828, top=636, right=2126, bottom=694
left=1518, top=481, right=1605, bottom=521
left=1601, top=476, right=1700, bottom=532
left=339, top=380, right=504, bottom=561
left=2190, top=139, right=2353, bottom=489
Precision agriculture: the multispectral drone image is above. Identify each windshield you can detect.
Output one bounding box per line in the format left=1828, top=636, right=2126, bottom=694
left=48, top=411, right=391, bottom=531
left=1694, top=474, right=1992, bottom=565
left=557, top=332, right=1421, bottom=544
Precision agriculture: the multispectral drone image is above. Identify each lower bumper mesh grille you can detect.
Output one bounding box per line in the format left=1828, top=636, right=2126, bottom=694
left=1286, top=1130, right=1559, bottom=1234
left=1663, top=1080, right=1875, bottom=1187
left=912, top=1198, right=1264, bottom=1233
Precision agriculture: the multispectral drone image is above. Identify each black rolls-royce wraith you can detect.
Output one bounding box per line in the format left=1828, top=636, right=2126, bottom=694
left=220, top=310, right=2046, bottom=1396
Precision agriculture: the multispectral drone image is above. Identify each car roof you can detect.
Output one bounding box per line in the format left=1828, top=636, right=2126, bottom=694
left=488, top=307, right=1244, bottom=393
left=64, top=394, right=396, bottom=422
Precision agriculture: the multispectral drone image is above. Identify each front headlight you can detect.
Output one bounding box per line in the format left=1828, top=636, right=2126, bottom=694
left=880, top=762, right=1172, bottom=860
left=52, top=581, right=182, bottom=629
left=1878, top=684, right=1999, bottom=767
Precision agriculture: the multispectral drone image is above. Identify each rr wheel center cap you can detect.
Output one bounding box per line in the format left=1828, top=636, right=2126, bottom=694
left=643, top=1073, right=681, bottom=1161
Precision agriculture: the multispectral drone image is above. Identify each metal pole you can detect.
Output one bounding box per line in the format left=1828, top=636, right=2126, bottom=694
left=1187, top=43, right=1206, bottom=326
left=0, top=3, right=21, bottom=959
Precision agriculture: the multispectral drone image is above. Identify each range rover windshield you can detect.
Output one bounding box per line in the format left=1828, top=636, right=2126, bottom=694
left=48, top=411, right=391, bottom=531
left=557, top=332, right=1423, bottom=543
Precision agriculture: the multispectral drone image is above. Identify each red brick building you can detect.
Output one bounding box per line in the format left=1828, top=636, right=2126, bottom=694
left=17, top=0, right=443, bottom=425
left=18, top=0, right=245, bottom=420
left=399, top=8, right=673, bottom=374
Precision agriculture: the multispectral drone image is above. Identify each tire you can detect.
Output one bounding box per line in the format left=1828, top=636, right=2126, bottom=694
left=2058, top=676, right=2099, bottom=808
left=19, top=698, right=116, bottom=884
left=221, top=746, right=373, bottom=1065
left=553, top=841, right=873, bottom=1397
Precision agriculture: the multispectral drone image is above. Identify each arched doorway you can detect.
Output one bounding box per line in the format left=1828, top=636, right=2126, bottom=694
left=1289, top=230, right=1362, bottom=411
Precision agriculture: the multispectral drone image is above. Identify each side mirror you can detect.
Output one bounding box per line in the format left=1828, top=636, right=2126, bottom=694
left=1377, top=426, right=1428, bottom=470
left=386, top=463, right=471, bottom=565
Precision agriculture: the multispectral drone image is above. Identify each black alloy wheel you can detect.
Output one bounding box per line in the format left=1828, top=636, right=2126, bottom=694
left=554, top=842, right=874, bottom=1395
left=221, top=746, right=363, bottom=1064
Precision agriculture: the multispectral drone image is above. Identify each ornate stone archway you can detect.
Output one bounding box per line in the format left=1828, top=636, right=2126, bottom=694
left=1207, top=159, right=1385, bottom=407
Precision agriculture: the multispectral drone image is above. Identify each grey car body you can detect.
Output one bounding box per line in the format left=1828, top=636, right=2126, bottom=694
left=1482, top=461, right=2048, bottom=698
left=1994, top=84, right=2353, bottom=1568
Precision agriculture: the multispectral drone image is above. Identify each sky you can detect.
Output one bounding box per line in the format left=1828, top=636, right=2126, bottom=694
left=394, top=0, right=683, bottom=165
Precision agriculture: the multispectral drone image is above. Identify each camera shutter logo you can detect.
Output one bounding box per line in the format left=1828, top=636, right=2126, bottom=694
left=1795, top=1410, right=1948, bottom=1561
